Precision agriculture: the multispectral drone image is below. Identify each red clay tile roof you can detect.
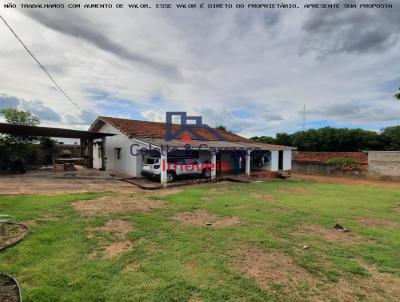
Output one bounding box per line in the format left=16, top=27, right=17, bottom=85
left=293, top=152, right=368, bottom=164
left=90, top=116, right=252, bottom=142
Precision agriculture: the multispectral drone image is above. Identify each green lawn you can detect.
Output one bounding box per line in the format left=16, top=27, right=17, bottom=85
left=1, top=180, right=400, bottom=301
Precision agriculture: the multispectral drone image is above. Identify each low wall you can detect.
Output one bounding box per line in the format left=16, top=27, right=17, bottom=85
left=292, top=162, right=368, bottom=177
left=368, top=151, right=400, bottom=179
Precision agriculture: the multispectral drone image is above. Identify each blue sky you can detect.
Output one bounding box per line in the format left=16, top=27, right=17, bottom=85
left=0, top=0, right=399, bottom=137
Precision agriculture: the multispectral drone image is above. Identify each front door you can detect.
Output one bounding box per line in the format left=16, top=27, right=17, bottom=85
left=278, top=150, right=284, bottom=171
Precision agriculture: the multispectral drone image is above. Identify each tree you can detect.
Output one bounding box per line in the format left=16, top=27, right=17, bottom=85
left=251, top=136, right=277, bottom=144
left=216, top=125, right=233, bottom=134
left=250, top=126, right=386, bottom=151
left=275, top=133, right=292, bottom=146
left=395, top=88, right=400, bottom=100
left=0, top=108, right=40, bottom=145
left=381, top=126, right=400, bottom=151
left=0, top=108, right=40, bottom=126
left=0, top=108, right=41, bottom=169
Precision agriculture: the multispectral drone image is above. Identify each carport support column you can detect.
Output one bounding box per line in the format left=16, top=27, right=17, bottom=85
left=87, top=140, right=93, bottom=168
left=80, top=138, right=85, bottom=158
left=211, top=151, right=217, bottom=181
left=246, top=150, right=252, bottom=176
left=160, top=151, right=168, bottom=186
left=100, top=137, right=106, bottom=171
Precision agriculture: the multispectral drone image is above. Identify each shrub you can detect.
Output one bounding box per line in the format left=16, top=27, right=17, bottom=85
left=325, top=157, right=359, bottom=165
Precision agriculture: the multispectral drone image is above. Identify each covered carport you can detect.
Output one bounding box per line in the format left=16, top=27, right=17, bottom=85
left=137, top=137, right=295, bottom=186
left=0, top=122, right=114, bottom=170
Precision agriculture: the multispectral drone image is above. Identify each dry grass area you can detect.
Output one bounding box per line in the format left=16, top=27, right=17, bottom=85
left=0, top=173, right=138, bottom=195
left=277, top=187, right=311, bottom=194
left=294, top=224, right=363, bottom=246
left=355, top=217, right=400, bottom=228
left=95, top=219, right=132, bottom=238
left=235, top=246, right=316, bottom=298
left=235, top=246, right=400, bottom=302
left=103, top=241, right=133, bottom=259
left=292, top=173, right=400, bottom=189
left=249, top=192, right=276, bottom=201
left=208, top=187, right=234, bottom=194
left=173, top=210, right=241, bottom=227
left=88, top=219, right=134, bottom=259
left=188, top=295, right=204, bottom=302
left=123, top=261, right=141, bottom=272
left=72, top=195, right=166, bottom=216
left=2, top=180, right=400, bottom=301
left=72, top=189, right=183, bottom=216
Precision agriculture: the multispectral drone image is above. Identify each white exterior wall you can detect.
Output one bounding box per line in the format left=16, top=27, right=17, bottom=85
left=270, top=150, right=279, bottom=171
left=93, top=141, right=102, bottom=169
left=283, top=150, right=292, bottom=171
left=93, top=123, right=148, bottom=177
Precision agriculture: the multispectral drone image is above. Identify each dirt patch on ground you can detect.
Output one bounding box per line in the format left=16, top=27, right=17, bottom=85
left=88, top=219, right=134, bottom=259
left=294, top=224, right=362, bottom=246
left=325, top=263, right=400, bottom=302
left=21, top=216, right=61, bottom=227
left=103, top=241, right=133, bottom=259
left=209, top=187, right=234, bottom=194
left=38, top=215, right=60, bottom=222
left=95, top=219, right=132, bottom=238
left=234, top=246, right=317, bottom=299
left=357, top=263, right=400, bottom=300
left=173, top=210, right=241, bottom=227
left=0, top=170, right=139, bottom=195
left=277, top=187, right=310, bottom=194
left=20, top=220, right=36, bottom=227
left=355, top=217, right=400, bottom=228
left=250, top=192, right=276, bottom=201
left=188, top=295, right=203, bottom=302
left=0, top=223, right=28, bottom=250
left=212, top=216, right=241, bottom=227
left=73, top=195, right=165, bottom=215
left=394, top=208, right=400, bottom=214
left=200, top=196, right=214, bottom=203
left=123, top=261, right=141, bottom=272
left=234, top=246, right=400, bottom=301
left=0, top=274, right=20, bottom=302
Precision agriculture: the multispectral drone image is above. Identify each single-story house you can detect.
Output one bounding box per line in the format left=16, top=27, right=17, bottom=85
left=89, top=116, right=295, bottom=184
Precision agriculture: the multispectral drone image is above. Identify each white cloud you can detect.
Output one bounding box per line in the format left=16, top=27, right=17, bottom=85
left=140, top=110, right=164, bottom=122
left=0, top=1, right=399, bottom=137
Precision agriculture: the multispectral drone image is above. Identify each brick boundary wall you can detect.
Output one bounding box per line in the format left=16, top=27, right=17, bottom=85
left=292, top=152, right=368, bottom=178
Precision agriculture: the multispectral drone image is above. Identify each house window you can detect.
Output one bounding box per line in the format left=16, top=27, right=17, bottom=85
left=115, top=148, right=121, bottom=160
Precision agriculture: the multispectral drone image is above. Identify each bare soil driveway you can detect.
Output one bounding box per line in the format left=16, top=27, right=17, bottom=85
left=0, top=169, right=139, bottom=195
